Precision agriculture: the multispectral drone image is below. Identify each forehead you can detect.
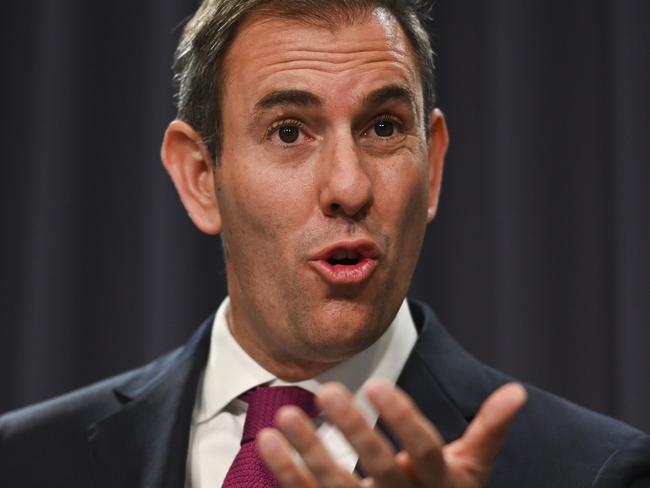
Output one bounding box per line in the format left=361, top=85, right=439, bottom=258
left=221, top=8, right=422, bottom=112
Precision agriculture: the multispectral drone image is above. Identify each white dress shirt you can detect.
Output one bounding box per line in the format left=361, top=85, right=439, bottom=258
left=185, top=297, right=417, bottom=488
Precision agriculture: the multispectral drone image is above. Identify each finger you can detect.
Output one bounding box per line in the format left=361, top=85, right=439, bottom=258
left=448, top=383, right=527, bottom=469
left=395, top=451, right=415, bottom=479
left=364, top=378, right=446, bottom=485
left=274, top=405, right=359, bottom=487
left=258, top=427, right=319, bottom=488
left=318, top=382, right=409, bottom=487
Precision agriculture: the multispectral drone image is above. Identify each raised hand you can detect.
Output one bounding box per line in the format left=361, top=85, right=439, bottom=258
left=257, top=379, right=527, bottom=487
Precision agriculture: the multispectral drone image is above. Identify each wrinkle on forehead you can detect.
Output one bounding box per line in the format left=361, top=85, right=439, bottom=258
left=227, top=19, right=416, bottom=80
left=258, top=55, right=412, bottom=77
left=234, top=26, right=409, bottom=59
left=226, top=10, right=414, bottom=70
left=222, top=13, right=423, bottom=123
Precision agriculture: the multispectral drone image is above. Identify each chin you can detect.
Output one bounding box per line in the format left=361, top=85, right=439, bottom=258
left=297, top=302, right=388, bottom=359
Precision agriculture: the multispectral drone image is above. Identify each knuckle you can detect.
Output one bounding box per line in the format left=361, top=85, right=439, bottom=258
left=339, top=409, right=368, bottom=433
left=410, top=441, right=438, bottom=462
left=372, top=462, right=400, bottom=481
left=278, top=469, right=299, bottom=485
left=387, top=396, right=412, bottom=423
left=357, top=434, right=388, bottom=460
left=319, top=469, right=348, bottom=488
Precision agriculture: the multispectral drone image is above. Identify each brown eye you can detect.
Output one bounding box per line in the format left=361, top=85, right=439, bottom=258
left=279, top=126, right=299, bottom=143
left=374, top=120, right=395, bottom=137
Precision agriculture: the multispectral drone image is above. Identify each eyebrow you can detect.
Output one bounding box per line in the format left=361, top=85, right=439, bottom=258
left=254, top=89, right=322, bottom=112
left=363, top=84, right=417, bottom=110
left=249, top=84, right=418, bottom=132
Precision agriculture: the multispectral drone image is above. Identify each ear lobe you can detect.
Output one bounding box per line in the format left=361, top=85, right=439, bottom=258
left=161, top=120, right=222, bottom=235
left=426, top=108, right=449, bottom=223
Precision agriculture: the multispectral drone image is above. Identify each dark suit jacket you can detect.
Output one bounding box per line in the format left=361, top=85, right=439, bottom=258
left=1, top=300, right=649, bottom=487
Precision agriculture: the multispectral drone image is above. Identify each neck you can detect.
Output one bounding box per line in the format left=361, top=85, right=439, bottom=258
left=226, top=307, right=347, bottom=382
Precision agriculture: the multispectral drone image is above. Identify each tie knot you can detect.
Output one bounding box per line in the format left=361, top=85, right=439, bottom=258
left=241, top=386, right=317, bottom=443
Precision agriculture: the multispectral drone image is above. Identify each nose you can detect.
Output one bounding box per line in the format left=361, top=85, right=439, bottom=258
left=318, top=132, right=373, bottom=220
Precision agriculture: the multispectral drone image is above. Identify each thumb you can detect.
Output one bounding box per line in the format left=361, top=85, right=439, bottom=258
left=447, top=383, right=527, bottom=473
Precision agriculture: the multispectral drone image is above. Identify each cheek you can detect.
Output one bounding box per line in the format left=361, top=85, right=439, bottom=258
left=218, top=160, right=314, bottom=255
left=374, top=157, right=430, bottom=231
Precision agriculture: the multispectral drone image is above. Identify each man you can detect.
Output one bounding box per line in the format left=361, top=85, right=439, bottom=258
left=1, top=1, right=649, bottom=487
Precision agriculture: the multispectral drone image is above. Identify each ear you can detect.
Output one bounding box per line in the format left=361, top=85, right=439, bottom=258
left=426, top=108, right=449, bottom=223
left=160, top=120, right=222, bottom=235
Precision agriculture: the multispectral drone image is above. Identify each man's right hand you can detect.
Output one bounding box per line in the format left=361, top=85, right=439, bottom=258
left=258, top=379, right=527, bottom=487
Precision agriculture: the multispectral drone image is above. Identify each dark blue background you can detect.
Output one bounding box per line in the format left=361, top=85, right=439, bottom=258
left=1, top=1, right=648, bottom=432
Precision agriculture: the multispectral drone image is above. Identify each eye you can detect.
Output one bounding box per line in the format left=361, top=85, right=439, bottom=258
left=363, top=114, right=405, bottom=140
left=266, top=119, right=309, bottom=146
left=374, top=119, right=395, bottom=137
left=278, top=125, right=299, bottom=143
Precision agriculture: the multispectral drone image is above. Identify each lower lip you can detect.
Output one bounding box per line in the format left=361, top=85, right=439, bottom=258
left=309, top=258, right=378, bottom=284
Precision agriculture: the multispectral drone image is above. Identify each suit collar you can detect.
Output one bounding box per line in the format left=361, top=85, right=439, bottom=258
left=87, top=315, right=213, bottom=488
left=382, top=299, right=465, bottom=445
left=407, top=300, right=501, bottom=419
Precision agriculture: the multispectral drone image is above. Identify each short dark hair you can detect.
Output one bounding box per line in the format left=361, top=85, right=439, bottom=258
left=173, top=0, right=435, bottom=163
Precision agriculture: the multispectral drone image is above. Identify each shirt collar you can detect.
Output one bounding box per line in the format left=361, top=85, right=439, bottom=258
left=192, top=297, right=417, bottom=425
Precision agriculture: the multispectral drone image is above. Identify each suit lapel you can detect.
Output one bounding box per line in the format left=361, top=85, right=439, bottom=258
left=390, top=300, right=470, bottom=444
left=384, top=300, right=504, bottom=446
left=351, top=301, right=471, bottom=478
left=402, top=301, right=517, bottom=488
left=395, top=351, right=469, bottom=444
left=87, top=317, right=213, bottom=488
left=405, top=300, right=502, bottom=420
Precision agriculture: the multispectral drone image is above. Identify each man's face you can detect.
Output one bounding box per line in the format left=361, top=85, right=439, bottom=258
left=214, top=9, right=445, bottom=378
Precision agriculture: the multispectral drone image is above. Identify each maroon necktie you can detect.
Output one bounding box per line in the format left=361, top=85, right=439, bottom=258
left=222, top=386, right=318, bottom=488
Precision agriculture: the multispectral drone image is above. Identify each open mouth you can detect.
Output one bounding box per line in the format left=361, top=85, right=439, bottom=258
left=327, top=250, right=363, bottom=267
left=310, top=240, right=379, bottom=284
